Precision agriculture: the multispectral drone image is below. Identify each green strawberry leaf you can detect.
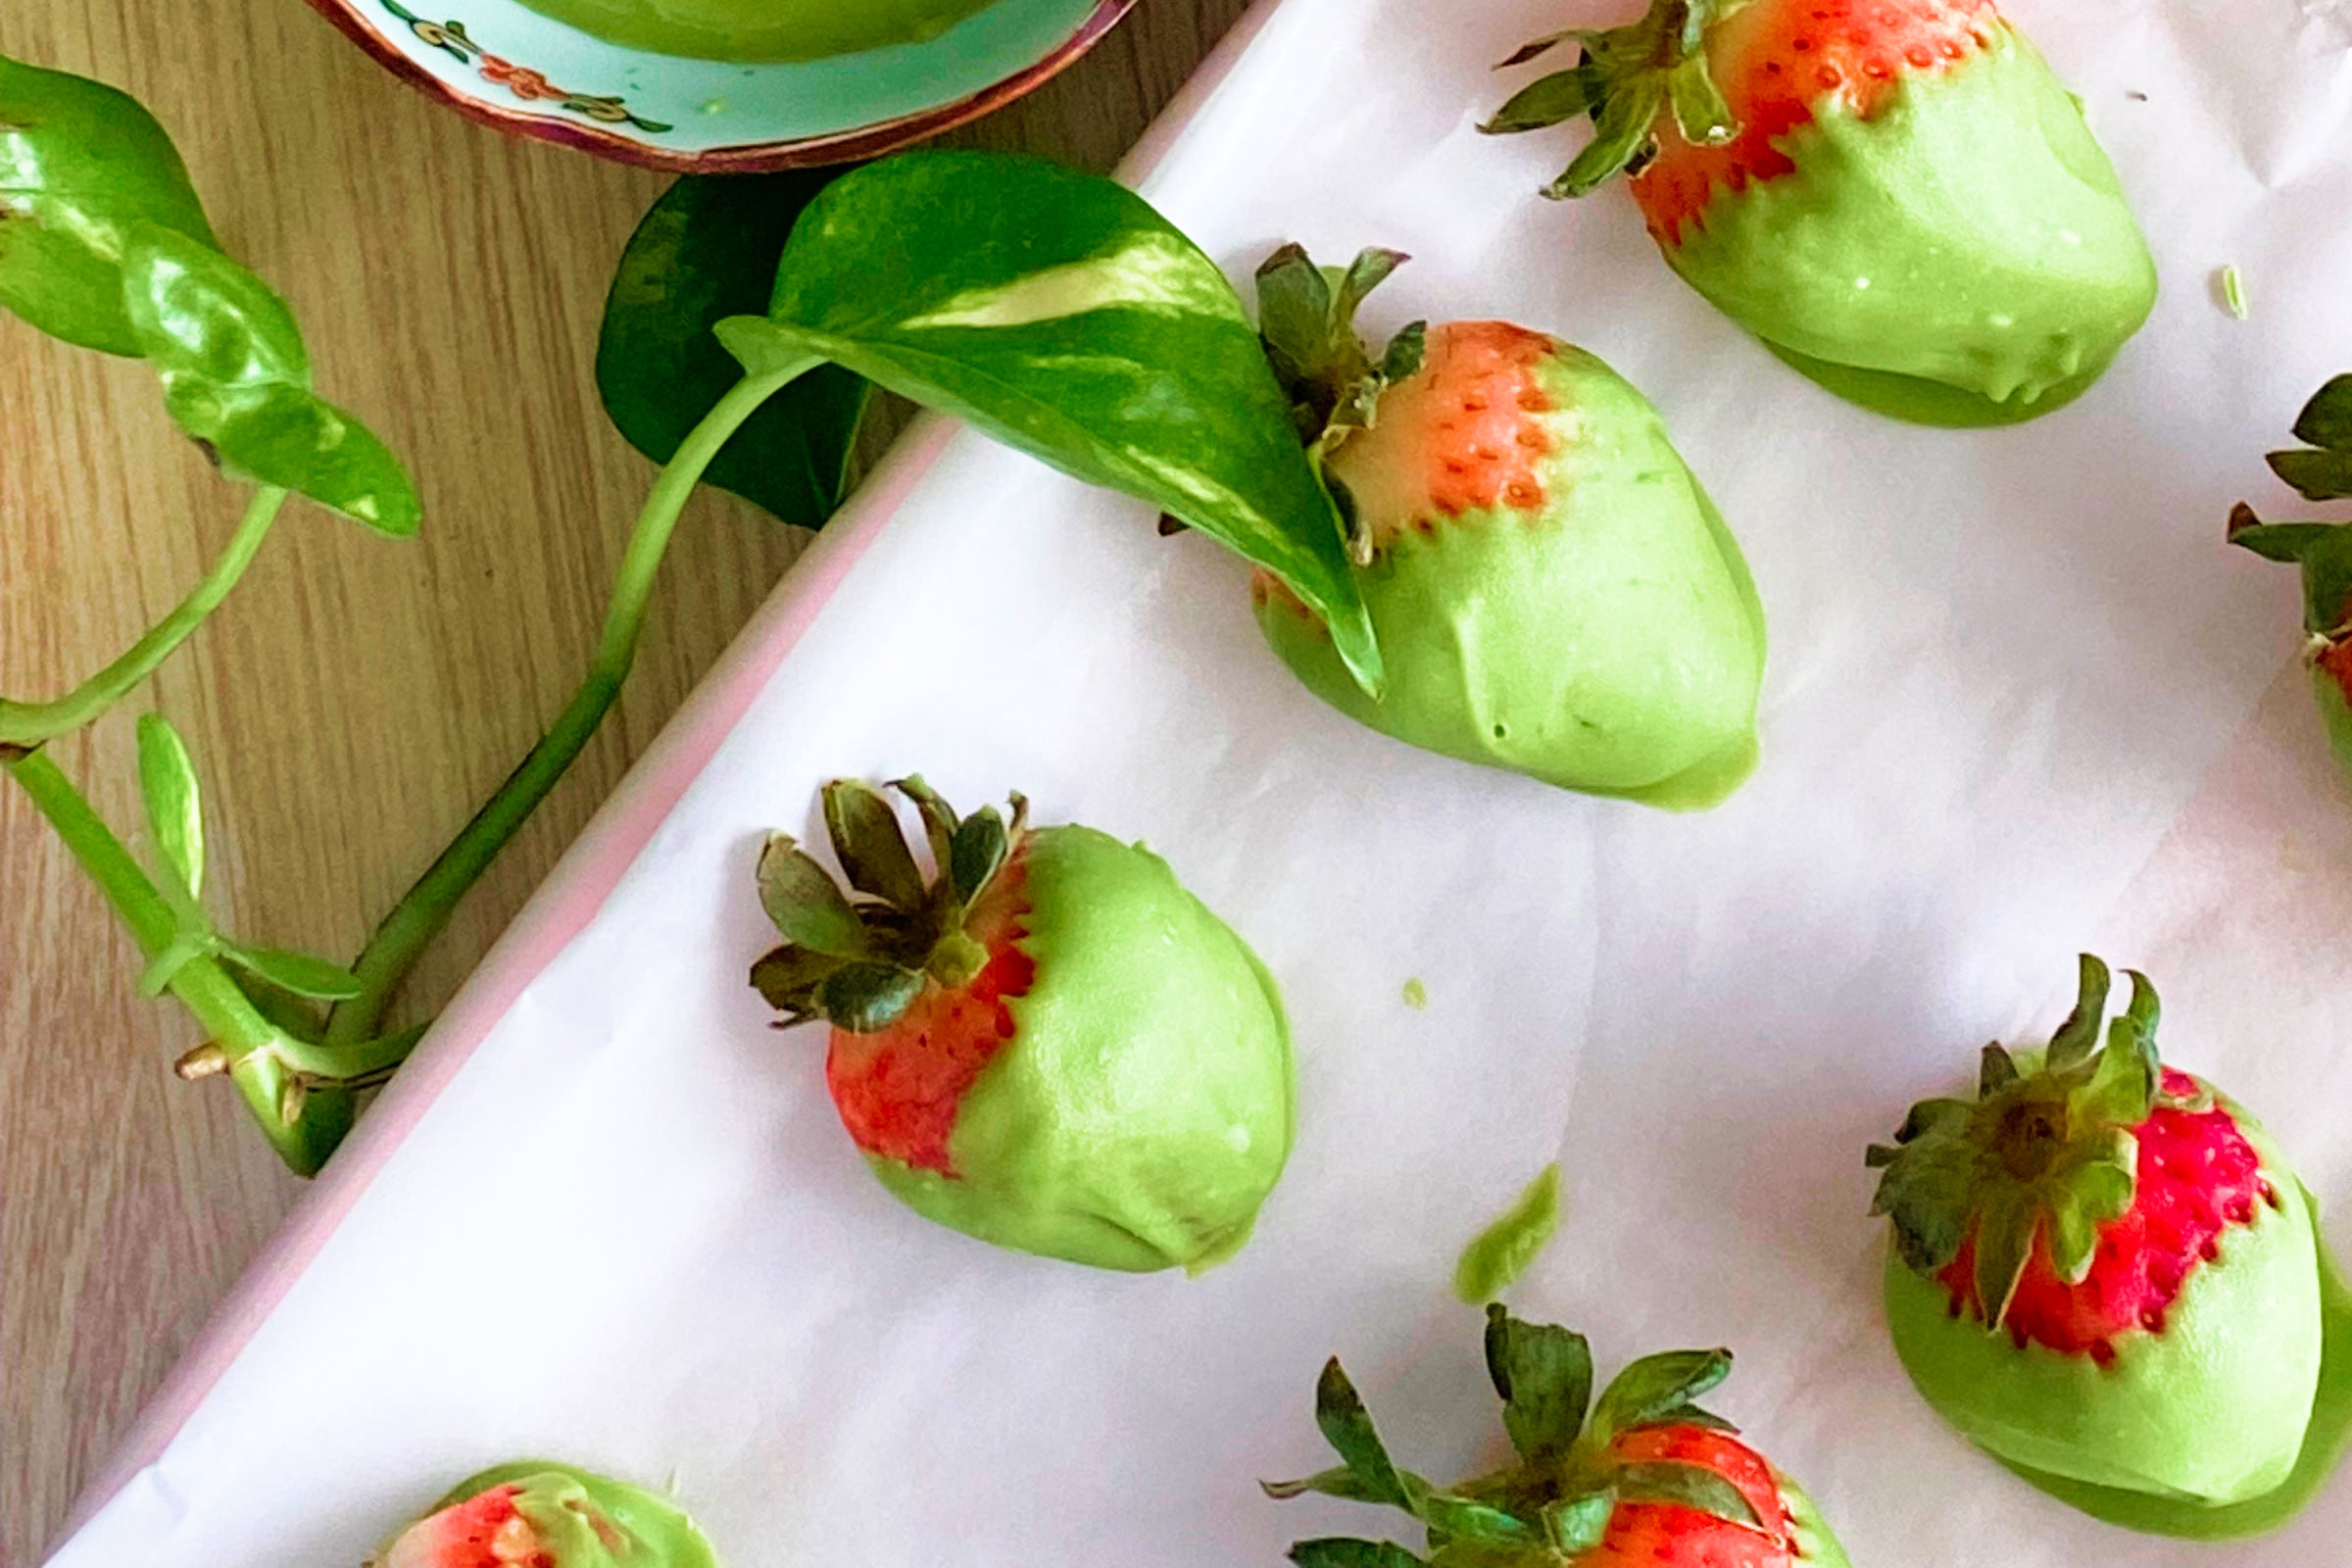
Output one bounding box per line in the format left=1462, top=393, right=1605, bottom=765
left=1978, top=1042, right=2020, bottom=1096
left=891, top=775, right=961, bottom=866
left=1612, top=1461, right=1764, bottom=1529
left=219, top=943, right=364, bottom=1001
left=749, top=943, right=847, bottom=1012
left=134, top=711, right=204, bottom=900
left=948, top=806, right=1010, bottom=906
left=2291, top=373, right=2352, bottom=452
left=1543, top=77, right=1660, bottom=199
left=2045, top=953, right=2111, bottom=1069
left=717, top=151, right=1381, bottom=693
left=598, top=172, right=870, bottom=527
left=2228, top=518, right=2338, bottom=564
left=2268, top=449, right=2352, bottom=503
left=1415, top=1493, right=1534, bottom=1548
left=811, top=961, right=923, bottom=1033
left=119, top=223, right=418, bottom=534
left=1589, top=1348, right=1732, bottom=1443
left=1290, top=1541, right=1428, bottom=1568
left=1541, top=1491, right=1615, bottom=1554
left=1263, top=1467, right=1400, bottom=1504
left=821, top=780, right=926, bottom=910
left=1481, top=66, right=1603, bottom=134
left=1664, top=56, right=1735, bottom=147
left=1312, top=1358, right=1415, bottom=1509
left=1255, top=242, right=1337, bottom=388
left=1972, top=1190, right=2036, bottom=1329
left=756, top=833, right=869, bottom=956
left=0, top=52, right=220, bottom=356
left=1482, top=1304, right=1592, bottom=1464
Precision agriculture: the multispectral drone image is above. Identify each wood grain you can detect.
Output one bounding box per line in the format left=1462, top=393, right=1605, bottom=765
left=0, top=1, right=1245, bottom=1559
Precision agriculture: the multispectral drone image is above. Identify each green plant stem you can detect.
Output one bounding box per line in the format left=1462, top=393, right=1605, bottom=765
left=324, top=359, right=821, bottom=1048
left=0, top=487, right=287, bottom=747
left=4, top=746, right=352, bottom=1173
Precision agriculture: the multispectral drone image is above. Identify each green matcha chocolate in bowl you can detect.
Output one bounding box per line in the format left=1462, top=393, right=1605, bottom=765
left=370, top=1462, right=714, bottom=1567
left=749, top=777, right=1293, bottom=1272
left=514, top=0, right=999, bottom=63
left=1869, top=956, right=2323, bottom=1507
left=1486, top=0, right=2158, bottom=425
left=1248, top=246, right=1765, bottom=809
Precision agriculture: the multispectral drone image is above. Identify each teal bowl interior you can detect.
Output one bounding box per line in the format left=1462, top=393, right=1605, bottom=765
left=309, top=0, right=1127, bottom=169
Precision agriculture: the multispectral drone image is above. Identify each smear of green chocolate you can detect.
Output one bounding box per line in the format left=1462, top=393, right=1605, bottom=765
left=866, top=824, right=1295, bottom=1274
left=1452, top=1163, right=1563, bottom=1303
left=1667, top=24, right=2157, bottom=426
left=1997, top=1190, right=2352, bottom=1538
left=422, top=1462, right=716, bottom=1568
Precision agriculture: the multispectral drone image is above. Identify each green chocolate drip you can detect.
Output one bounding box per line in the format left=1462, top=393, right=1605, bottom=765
left=1667, top=24, right=2157, bottom=426
left=416, top=1462, right=716, bottom=1568
left=867, top=824, right=1294, bottom=1273
left=1452, top=1162, right=1563, bottom=1303
left=514, top=0, right=997, bottom=62
left=1257, top=346, right=1765, bottom=808
left=1883, top=1110, right=2321, bottom=1506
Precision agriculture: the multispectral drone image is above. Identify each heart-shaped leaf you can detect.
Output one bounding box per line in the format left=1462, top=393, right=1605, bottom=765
left=220, top=944, right=364, bottom=1002
left=718, top=151, right=1381, bottom=692
left=134, top=711, right=204, bottom=900
left=0, top=52, right=220, bottom=356
left=119, top=223, right=419, bottom=534
left=598, top=172, right=870, bottom=527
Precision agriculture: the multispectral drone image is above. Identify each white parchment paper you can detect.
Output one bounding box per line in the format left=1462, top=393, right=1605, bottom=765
left=48, top=0, right=2352, bottom=1561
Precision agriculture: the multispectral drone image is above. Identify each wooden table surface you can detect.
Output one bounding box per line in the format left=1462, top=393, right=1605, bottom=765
left=0, top=2, right=1245, bottom=1558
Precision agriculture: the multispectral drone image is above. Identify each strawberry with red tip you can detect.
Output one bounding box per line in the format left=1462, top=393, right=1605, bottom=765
left=2230, top=372, right=2352, bottom=787
left=1249, top=245, right=1765, bottom=808
left=1264, top=1304, right=1850, bottom=1567
left=1869, top=956, right=2322, bottom=1505
left=751, top=776, right=1293, bottom=1272
left=368, top=1464, right=713, bottom=1568
left=1484, top=0, right=2156, bottom=425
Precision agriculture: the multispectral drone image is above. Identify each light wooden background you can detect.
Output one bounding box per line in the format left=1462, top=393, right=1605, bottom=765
left=0, top=1, right=1245, bottom=1558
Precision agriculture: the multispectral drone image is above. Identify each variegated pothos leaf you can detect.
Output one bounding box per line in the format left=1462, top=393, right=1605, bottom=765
left=717, top=151, right=1381, bottom=692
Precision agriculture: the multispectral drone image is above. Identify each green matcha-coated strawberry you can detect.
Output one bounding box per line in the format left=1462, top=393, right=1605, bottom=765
left=1869, top=956, right=2323, bottom=1506
left=1487, top=0, right=2156, bottom=425
left=2230, top=373, right=2352, bottom=788
left=368, top=1462, right=714, bottom=1568
left=750, top=778, right=1292, bottom=1273
left=1249, top=248, right=1764, bottom=808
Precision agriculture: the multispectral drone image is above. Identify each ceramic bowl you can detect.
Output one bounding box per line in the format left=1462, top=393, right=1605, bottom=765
left=305, top=0, right=1137, bottom=171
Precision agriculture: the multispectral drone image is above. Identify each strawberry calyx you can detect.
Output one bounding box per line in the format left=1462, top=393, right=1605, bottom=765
left=1251, top=244, right=1428, bottom=564
left=2230, top=372, right=2352, bottom=695
left=750, top=776, right=1027, bottom=1036
left=1263, top=1304, right=1775, bottom=1566
left=1481, top=0, right=1739, bottom=199
left=1867, top=956, right=2208, bottom=1332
